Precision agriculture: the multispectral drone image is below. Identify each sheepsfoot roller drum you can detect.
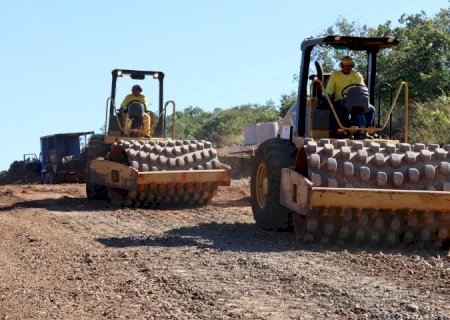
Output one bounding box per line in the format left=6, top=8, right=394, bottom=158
left=87, top=139, right=231, bottom=207
left=278, top=139, right=450, bottom=249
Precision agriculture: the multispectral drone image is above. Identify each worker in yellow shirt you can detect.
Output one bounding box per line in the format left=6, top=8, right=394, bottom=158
left=325, top=56, right=375, bottom=138
left=120, top=84, right=151, bottom=137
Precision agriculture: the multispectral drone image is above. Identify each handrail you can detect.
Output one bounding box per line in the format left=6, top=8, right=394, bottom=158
left=403, top=83, right=409, bottom=143
left=307, top=83, right=316, bottom=137
left=378, top=82, right=409, bottom=142
left=309, top=79, right=349, bottom=132
left=377, top=83, right=393, bottom=134
left=309, top=79, right=409, bottom=140
left=106, top=97, right=128, bottom=134
left=161, top=100, right=176, bottom=140
left=105, top=97, right=111, bottom=134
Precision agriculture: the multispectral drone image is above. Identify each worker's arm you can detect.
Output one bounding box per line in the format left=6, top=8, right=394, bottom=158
left=120, top=95, right=132, bottom=110
left=143, top=96, right=149, bottom=109
left=355, top=71, right=365, bottom=85
left=325, top=72, right=337, bottom=99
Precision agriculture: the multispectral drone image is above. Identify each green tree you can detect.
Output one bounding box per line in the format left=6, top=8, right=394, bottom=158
left=171, top=106, right=212, bottom=140
left=279, top=91, right=296, bottom=117
left=374, top=9, right=450, bottom=99
left=318, top=17, right=370, bottom=71
left=173, top=103, right=280, bottom=146
left=199, top=103, right=279, bottom=146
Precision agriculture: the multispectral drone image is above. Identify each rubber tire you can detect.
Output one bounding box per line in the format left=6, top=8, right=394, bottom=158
left=251, top=138, right=297, bottom=230
left=86, top=182, right=108, bottom=200
left=86, top=134, right=110, bottom=201
left=44, top=172, right=54, bottom=184
left=86, top=135, right=109, bottom=165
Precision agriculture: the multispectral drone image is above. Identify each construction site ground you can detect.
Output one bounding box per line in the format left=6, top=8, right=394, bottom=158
left=0, top=179, right=449, bottom=320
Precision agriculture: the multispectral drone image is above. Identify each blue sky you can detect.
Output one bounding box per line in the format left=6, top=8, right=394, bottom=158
left=1, top=0, right=447, bottom=171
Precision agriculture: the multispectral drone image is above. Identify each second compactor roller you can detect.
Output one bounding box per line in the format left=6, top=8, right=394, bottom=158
left=86, top=69, right=230, bottom=207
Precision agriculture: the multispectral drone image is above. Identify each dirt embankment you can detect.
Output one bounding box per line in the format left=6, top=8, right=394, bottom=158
left=0, top=181, right=449, bottom=319
left=0, top=161, right=41, bottom=185
left=218, top=145, right=255, bottom=179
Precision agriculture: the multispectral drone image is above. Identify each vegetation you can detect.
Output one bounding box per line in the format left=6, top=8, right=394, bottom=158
left=409, top=95, right=450, bottom=145
left=169, top=8, right=449, bottom=146
left=168, top=103, right=280, bottom=147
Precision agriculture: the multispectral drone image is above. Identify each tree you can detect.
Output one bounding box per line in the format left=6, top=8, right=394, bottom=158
left=279, top=91, right=296, bottom=117
left=317, top=17, right=371, bottom=71
left=171, top=106, right=212, bottom=140
left=374, top=9, right=450, bottom=98
left=172, top=103, right=280, bottom=146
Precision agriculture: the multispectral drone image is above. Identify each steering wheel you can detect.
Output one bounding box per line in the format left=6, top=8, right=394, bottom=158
left=341, top=83, right=366, bottom=99
left=124, top=100, right=147, bottom=113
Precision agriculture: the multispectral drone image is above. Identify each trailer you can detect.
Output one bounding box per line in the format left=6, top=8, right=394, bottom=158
left=40, top=131, right=94, bottom=183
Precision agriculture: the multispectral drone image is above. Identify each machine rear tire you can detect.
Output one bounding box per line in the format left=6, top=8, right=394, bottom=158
left=251, top=138, right=297, bottom=230
left=86, top=134, right=110, bottom=201
left=44, top=172, right=54, bottom=184
left=86, top=182, right=109, bottom=200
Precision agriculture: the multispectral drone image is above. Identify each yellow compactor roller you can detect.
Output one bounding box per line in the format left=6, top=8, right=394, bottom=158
left=251, top=36, right=450, bottom=248
left=86, top=69, right=230, bottom=207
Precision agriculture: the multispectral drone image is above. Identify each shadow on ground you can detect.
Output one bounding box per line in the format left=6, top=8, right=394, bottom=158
left=98, top=221, right=302, bottom=253
left=0, top=193, right=252, bottom=213
left=213, top=196, right=251, bottom=208
left=0, top=196, right=114, bottom=212
left=96, top=221, right=445, bottom=256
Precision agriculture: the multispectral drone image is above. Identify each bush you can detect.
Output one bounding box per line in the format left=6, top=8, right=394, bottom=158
left=408, top=95, right=450, bottom=145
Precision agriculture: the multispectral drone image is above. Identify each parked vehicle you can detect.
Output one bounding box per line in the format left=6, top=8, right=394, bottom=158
left=40, top=131, right=94, bottom=183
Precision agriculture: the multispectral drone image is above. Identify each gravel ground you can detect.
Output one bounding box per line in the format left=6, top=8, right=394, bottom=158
left=0, top=180, right=449, bottom=319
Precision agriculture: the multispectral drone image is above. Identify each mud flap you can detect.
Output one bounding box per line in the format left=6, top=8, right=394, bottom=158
left=280, top=168, right=312, bottom=216
left=280, top=169, right=312, bottom=239
left=280, top=167, right=450, bottom=244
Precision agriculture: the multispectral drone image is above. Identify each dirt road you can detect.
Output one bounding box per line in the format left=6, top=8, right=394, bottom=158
left=0, top=181, right=449, bottom=319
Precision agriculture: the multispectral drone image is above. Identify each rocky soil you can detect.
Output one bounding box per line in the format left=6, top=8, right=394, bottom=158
left=0, top=181, right=449, bottom=319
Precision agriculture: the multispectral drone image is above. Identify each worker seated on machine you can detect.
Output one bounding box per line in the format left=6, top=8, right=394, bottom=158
left=325, top=56, right=375, bottom=139
left=119, top=84, right=151, bottom=137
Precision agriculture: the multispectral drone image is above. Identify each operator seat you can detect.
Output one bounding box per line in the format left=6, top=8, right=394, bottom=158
left=311, top=60, right=331, bottom=131
left=123, top=102, right=151, bottom=137
left=345, top=85, right=370, bottom=127
left=127, top=101, right=145, bottom=135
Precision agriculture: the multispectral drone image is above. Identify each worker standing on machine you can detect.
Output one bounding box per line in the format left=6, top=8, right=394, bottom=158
left=325, top=56, right=375, bottom=138
left=120, top=84, right=151, bottom=137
